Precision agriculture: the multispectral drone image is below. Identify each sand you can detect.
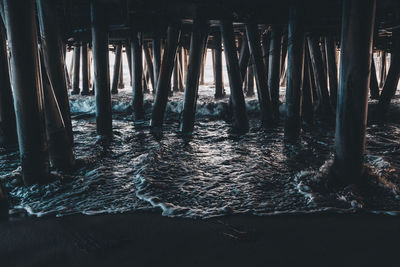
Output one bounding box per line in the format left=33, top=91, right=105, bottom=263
left=1, top=212, right=399, bottom=266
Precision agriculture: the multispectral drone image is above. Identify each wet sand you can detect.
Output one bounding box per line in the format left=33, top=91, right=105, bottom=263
left=1, top=212, right=399, bottom=266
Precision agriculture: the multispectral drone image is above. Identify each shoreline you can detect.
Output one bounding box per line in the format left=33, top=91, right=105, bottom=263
left=1, top=211, right=399, bottom=266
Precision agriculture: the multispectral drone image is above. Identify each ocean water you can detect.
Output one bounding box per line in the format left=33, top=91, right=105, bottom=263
left=1, top=51, right=400, bottom=218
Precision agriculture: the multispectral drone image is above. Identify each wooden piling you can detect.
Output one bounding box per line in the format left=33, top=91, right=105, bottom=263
left=81, top=42, right=90, bottom=95
left=377, top=34, right=400, bottom=117
left=152, top=36, right=161, bottom=93
left=268, top=25, right=282, bottom=119
left=379, top=51, right=386, bottom=88
left=325, top=36, right=338, bottom=108
left=180, top=18, right=208, bottom=133
left=4, top=0, right=50, bottom=185
left=199, top=49, right=206, bottom=85
left=125, top=43, right=132, bottom=86
left=307, top=35, right=332, bottom=116
left=369, top=55, right=380, bottom=99
left=280, top=33, right=288, bottom=80
left=302, top=42, right=314, bottom=125
left=262, top=31, right=271, bottom=82
left=245, top=22, right=273, bottom=125
left=0, top=19, right=17, bottom=146
left=71, top=44, right=81, bottom=94
left=214, top=32, right=225, bottom=98
left=173, top=54, right=180, bottom=92
left=36, top=0, right=75, bottom=144
left=111, top=44, right=122, bottom=94
left=151, top=23, right=181, bottom=130
left=118, top=54, right=124, bottom=89
left=131, top=32, right=145, bottom=120
left=239, top=35, right=250, bottom=84
left=284, top=5, right=305, bottom=140
left=143, top=44, right=155, bottom=90
left=333, top=0, right=376, bottom=184
left=91, top=0, right=112, bottom=136
left=246, top=62, right=255, bottom=96
left=220, top=20, right=249, bottom=132
left=40, top=51, right=75, bottom=170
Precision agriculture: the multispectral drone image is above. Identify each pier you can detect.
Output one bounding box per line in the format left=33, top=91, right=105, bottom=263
left=0, top=0, right=400, bottom=265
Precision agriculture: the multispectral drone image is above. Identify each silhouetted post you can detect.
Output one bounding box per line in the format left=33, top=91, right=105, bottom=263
left=71, top=44, right=81, bottom=94
left=151, top=24, right=181, bottom=129
left=320, top=37, right=328, bottom=83
left=178, top=48, right=185, bottom=91
left=64, top=45, right=71, bottom=89
left=199, top=49, right=206, bottom=85
left=68, top=48, right=74, bottom=88
left=302, top=42, right=314, bottom=125
left=40, top=52, right=75, bottom=170
left=377, top=34, right=400, bottom=117
left=246, top=62, right=254, bottom=96
left=118, top=54, right=124, bottom=89
left=220, top=21, right=249, bottom=132
left=262, top=31, right=270, bottom=82
left=91, top=0, right=112, bottom=136
left=88, top=48, right=93, bottom=92
left=308, top=35, right=332, bottom=116
left=4, top=0, right=50, bottom=185
left=332, top=0, right=376, bottom=184
left=325, top=35, right=338, bottom=108
left=268, top=25, right=282, bottom=119
left=143, top=44, right=155, bottom=90
left=379, top=51, right=386, bottom=88
left=131, top=32, right=145, bottom=120
left=214, top=32, right=225, bottom=98
left=239, top=35, right=250, bottom=84
left=173, top=54, right=180, bottom=92
left=81, top=42, right=90, bottom=95
left=36, top=0, right=74, bottom=144
left=125, top=43, right=132, bottom=86
left=370, top=55, right=380, bottom=99
left=152, top=36, right=161, bottom=92
left=111, top=44, right=122, bottom=94
left=0, top=19, right=17, bottom=146
left=246, top=22, right=273, bottom=125
left=285, top=5, right=305, bottom=140
left=280, top=33, right=288, bottom=79
left=180, top=18, right=208, bottom=133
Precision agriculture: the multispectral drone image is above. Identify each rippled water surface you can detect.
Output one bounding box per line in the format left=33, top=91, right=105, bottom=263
left=1, top=83, right=400, bottom=218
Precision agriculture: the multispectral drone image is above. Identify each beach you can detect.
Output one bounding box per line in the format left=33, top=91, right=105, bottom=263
left=1, top=212, right=400, bottom=266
